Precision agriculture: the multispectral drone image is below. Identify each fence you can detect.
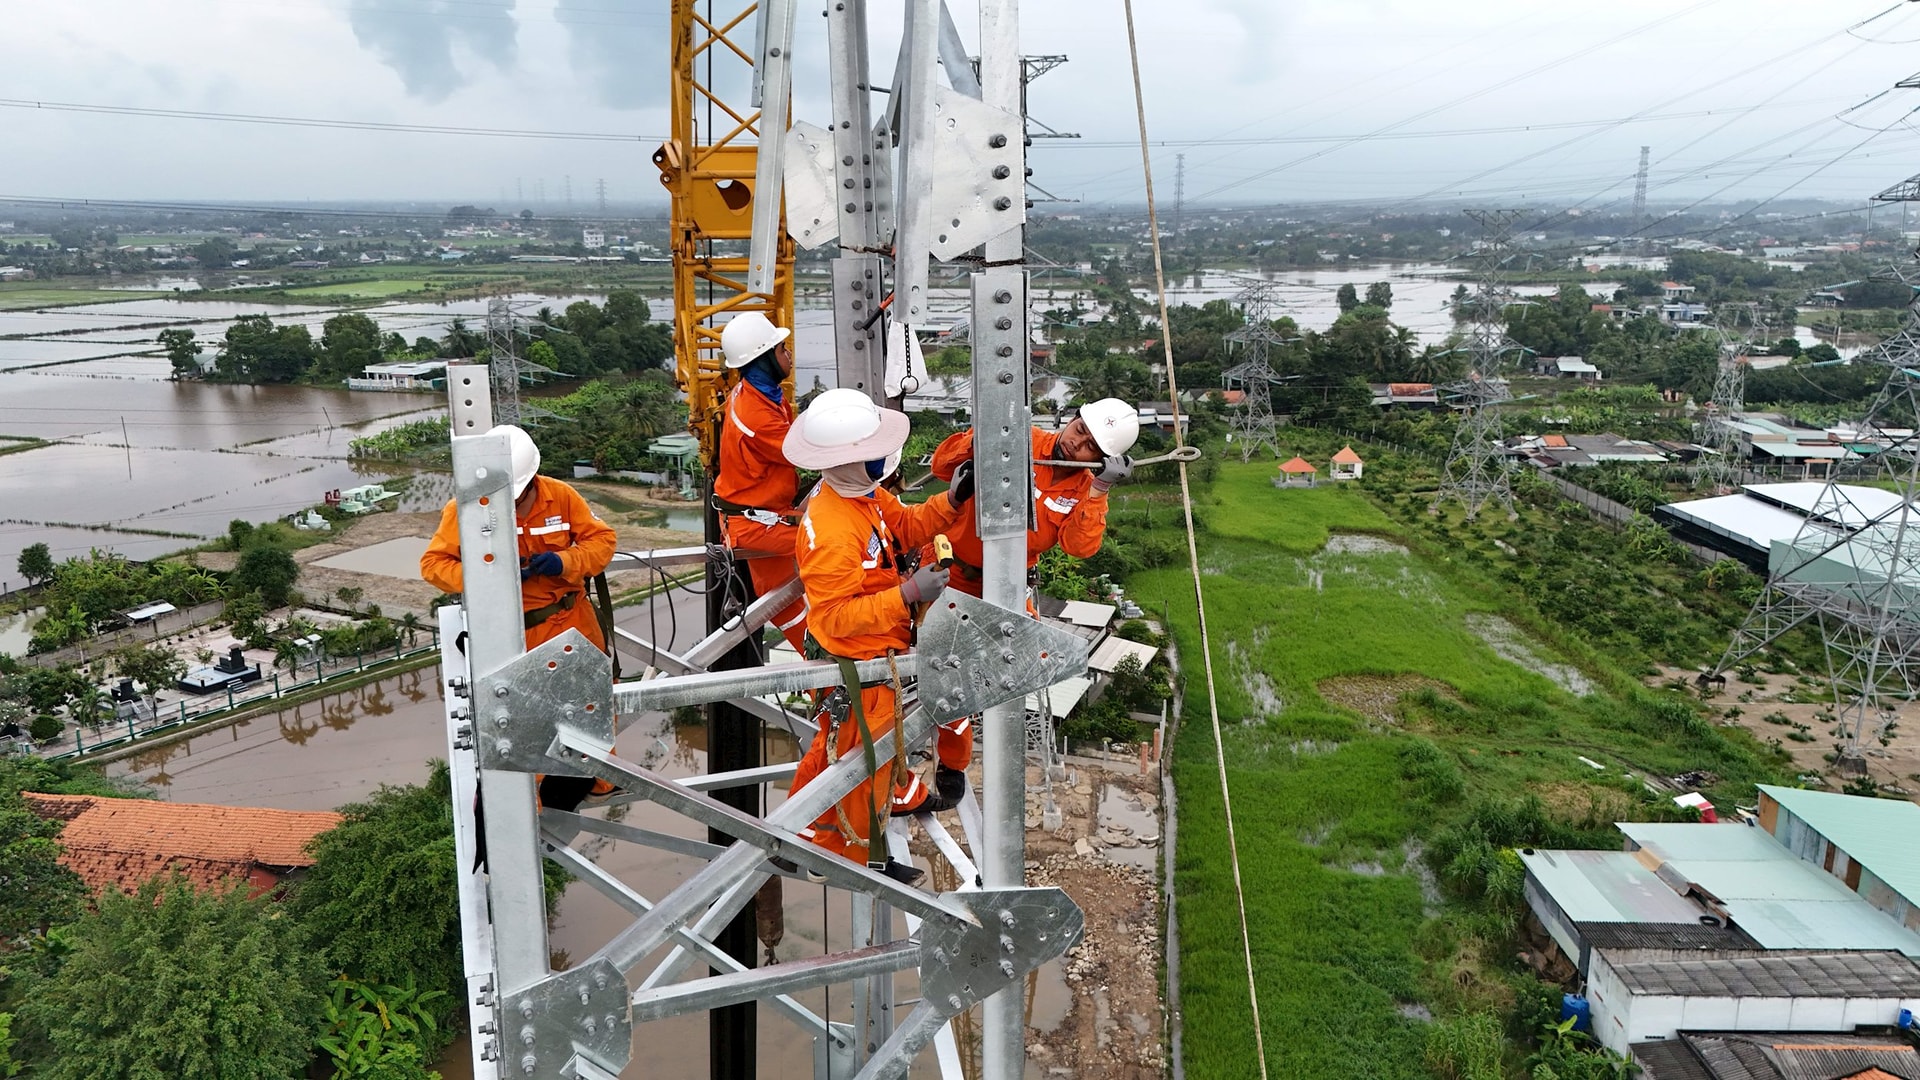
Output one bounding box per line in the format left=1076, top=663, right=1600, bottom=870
left=44, top=631, right=441, bottom=760
left=14, top=600, right=227, bottom=670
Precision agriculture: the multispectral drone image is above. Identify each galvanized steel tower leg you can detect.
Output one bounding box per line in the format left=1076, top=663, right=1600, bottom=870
left=974, top=0, right=1029, bottom=1074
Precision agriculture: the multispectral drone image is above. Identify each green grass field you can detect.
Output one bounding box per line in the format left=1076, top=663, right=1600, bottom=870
left=1130, top=462, right=1783, bottom=1079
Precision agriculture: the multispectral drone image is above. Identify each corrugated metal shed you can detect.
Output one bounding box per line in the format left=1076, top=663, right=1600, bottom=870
left=1759, top=786, right=1920, bottom=910
left=1635, top=1031, right=1920, bottom=1080
left=1657, top=494, right=1812, bottom=558
left=1746, top=483, right=1911, bottom=528
left=1578, top=921, right=1758, bottom=951
left=1520, top=849, right=1705, bottom=923
left=1604, top=949, right=1920, bottom=998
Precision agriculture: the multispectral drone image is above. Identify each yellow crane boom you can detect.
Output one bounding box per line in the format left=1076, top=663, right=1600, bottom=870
left=654, top=0, right=795, bottom=468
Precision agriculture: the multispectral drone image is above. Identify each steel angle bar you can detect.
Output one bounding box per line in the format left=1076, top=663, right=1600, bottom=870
left=449, top=431, right=551, bottom=995
left=913, top=811, right=980, bottom=887
left=894, top=0, right=939, bottom=324
left=607, top=631, right=805, bottom=733
left=589, top=703, right=941, bottom=974
left=557, top=735, right=966, bottom=927
left=638, top=869, right=770, bottom=994
left=633, top=942, right=920, bottom=1024
left=832, top=256, right=888, bottom=400
left=677, top=761, right=799, bottom=792
left=748, top=0, right=796, bottom=296
left=612, top=654, right=915, bottom=711
left=606, top=546, right=711, bottom=572
left=539, top=809, right=728, bottom=862
left=445, top=363, right=494, bottom=434
left=936, top=0, right=981, bottom=99
left=439, top=606, right=501, bottom=1080
left=537, top=837, right=836, bottom=1038
left=825, top=0, right=876, bottom=249
left=683, top=576, right=805, bottom=670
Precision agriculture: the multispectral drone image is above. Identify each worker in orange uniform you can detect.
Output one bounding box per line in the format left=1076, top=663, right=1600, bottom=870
left=909, top=397, right=1139, bottom=806
left=713, top=311, right=810, bottom=651
left=421, top=423, right=619, bottom=811
left=778, top=389, right=975, bottom=885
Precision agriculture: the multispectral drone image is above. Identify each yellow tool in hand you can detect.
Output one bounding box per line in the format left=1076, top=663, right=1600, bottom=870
left=932, top=534, right=954, bottom=570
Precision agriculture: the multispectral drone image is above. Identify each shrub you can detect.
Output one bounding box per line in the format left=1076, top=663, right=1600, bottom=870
left=1424, top=1012, right=1503, bottom=1080
left=1399, top=737, right=1466, bottom=804
left=27, top=714, right=62, bottom=743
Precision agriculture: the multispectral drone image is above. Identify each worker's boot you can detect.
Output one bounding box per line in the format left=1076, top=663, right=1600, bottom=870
left=879, top=857, right=925, bottom=887
left=934, top=765, right=968, bottom=803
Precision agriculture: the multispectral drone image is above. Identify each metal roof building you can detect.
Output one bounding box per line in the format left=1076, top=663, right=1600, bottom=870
left=1588, top=949, right=1920, bottom=1057
left=1758, top=786, right=1920, bottom=935
left=1634, top=1029, right=1920, bottom=1080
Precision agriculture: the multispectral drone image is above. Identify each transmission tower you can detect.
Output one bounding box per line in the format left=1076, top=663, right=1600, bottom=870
left=595, top=177, right=608, bottom=217
left=1632, top=146, right=1650, bottom=227
left=1714, top=261, right=1920, bottom=775
left=1223, top=281, right=1289, bottom=462
left=1431, top=210, right=1525, bottom=520
left=1018, top=55, right=1081, bottom=205
left=1173, top=153, right=1185, bottom=239
left=563, top=174, right=573, bottom=214
left=485, top=298, right=555, bottom=428
left=1693, top=304, right=1763, bottom=494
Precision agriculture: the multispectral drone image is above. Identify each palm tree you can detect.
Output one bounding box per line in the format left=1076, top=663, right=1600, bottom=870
left=397, top=612, right=422, bottom=647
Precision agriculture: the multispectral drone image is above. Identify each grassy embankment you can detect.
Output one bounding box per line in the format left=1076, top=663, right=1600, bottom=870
left=0, top=283, right=168, bottom=310
left=1128, top=455, right=1785, bottom=1079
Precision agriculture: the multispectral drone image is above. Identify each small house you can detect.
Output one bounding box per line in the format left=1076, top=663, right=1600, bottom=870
left=1330, top=446, right=1364, bottom=481
left=23, top=793, right=342, bottom=899
left=1277, top=456, right=1318, bottom=486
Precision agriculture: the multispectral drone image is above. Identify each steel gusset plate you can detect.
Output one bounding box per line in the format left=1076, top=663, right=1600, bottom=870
left=495, top=959, right=632, bottom=1080
left=919, top=887, right=1084, bottom=1018
left=914, top=592, right=1088, bottom=724
left=926, top=85, right=1025, bottom=260
left=784, top=121, right=840, bottom=249
left=473, top=629, right=616, bottom=774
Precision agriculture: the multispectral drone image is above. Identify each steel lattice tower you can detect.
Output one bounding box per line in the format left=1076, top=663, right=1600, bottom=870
left=1714, top=266, right=1920, bottom=774
left=485, top=297, right=556, bottom=428
left=1694, top=304, right=1763, bottom=494
left=1223, top=281, right=1288, bottom=461
left=1431, top=211, right=1525, bottom=520
left=1632, top=146, right=1650, bottom=227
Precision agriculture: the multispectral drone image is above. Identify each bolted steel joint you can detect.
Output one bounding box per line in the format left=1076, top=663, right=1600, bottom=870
left=994, top=317, right=1013, bottom=330
left=993, top=196, right=1013, bottom=211
left=992, top=165, right=1011, bottom=179
left=988, top=133, right=1008, bottom=148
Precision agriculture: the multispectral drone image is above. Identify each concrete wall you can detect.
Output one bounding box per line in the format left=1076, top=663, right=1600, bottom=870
left=1523, top=873, right=1588, bottom=975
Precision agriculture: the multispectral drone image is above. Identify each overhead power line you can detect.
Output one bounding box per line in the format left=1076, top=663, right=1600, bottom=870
left=0, top=98, right=663, bottom=143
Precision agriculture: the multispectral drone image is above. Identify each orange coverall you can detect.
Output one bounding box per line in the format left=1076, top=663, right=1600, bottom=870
left=788, top=485, right=963, bottom=865
left=716, top=378, right=810, bottom=651
left=912, top=427, right=1110, bottom=772
left=420, top=474, right=619, bottom=652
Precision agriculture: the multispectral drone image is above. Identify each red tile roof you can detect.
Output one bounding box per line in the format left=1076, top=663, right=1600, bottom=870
left=1331, top=446, right=1363, bottom=465
left=1278, top=456, right=1317, bottom=474
left=1387, top=382, right=1433, bottom=395
left=1543, top=435, right=1570, bottom=448
left=24, top=793, right=342, bottom=895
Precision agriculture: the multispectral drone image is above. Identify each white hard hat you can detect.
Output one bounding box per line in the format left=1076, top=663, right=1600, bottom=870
left=783, top=388, right=911, bottom=469
left=492, top=424, right=541, bottom=498
left=1078, top=398, right=1140, bottom=457
left=721, top=311, right=792, bottom=369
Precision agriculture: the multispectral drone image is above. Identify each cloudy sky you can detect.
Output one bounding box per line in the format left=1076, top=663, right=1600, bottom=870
left=8, top=0, right=1920, bottom=211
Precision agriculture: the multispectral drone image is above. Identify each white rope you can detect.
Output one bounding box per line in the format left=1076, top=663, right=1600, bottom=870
left=1120, top=1, right=1270, bottom=1075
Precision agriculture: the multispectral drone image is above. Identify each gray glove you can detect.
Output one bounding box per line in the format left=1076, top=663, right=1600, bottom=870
left=899, top=564, right=951, bottom=605
left=1091, top=454, right=1133, bottom=492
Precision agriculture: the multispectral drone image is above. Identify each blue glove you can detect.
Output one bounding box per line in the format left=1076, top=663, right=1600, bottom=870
left=522, top=552, right=565, bottom=580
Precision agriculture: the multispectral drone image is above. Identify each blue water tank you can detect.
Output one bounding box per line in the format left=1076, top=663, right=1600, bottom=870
left=1561, top=994, right=1593, bottom=1035
left=1901, top=1007, right=1915, bottom=1031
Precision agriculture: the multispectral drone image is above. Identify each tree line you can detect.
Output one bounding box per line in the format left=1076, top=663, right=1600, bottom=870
left=160, top=289, right=672, bottom=385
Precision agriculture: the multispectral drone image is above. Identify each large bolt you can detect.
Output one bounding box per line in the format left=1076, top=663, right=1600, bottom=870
left=521, top=1025, right=536, bottom=1046
left=935, top=698, right=951, bottom=711
left=496, top=738, right=513, bottom=755
left=948, top=995, right=966, bottom=1011
left=988, top=134, right=1008, bottom=148
left=1000, top=623, right=1017, bottom=638
left=843, top=178, right=855, bottom=189
left=996, top=345, right=1014, bottom=357
left=594, top=970, right=608, bottom=988
left=1000, top=911, right=1017, bottom=928
left=932, top=946, right=949, bottom=964
left=844, top=202, right=857, bottom=213
left=1001, top=934, right=1016, bottom=953
left=584, top=1016, right=598, bottom=1036
left=997, top=371, right=1014, bottom=384
left=842, top=155, right=854, bottom=166
left=521, top=1054, right=537, bottom=1076
left=494, top=685, right=510, bottom=699
left=992, top=165, right=1011, bottom=179
left=519, top=999, right=535, bottom=1019
left=994, top=290, right=1012, bottom=304
left=578, top=987, right=591, bottom=1005
left=993, top=196, right=1013, bottom=211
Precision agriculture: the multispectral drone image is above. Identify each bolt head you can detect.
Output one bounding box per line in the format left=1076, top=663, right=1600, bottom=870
left=999, top=959, right=1016, bottom=978
left=992, top=165, right=1011, bottom=179
left=521, top=1025, right=536, bottom=1045
left=496, top=738, right=513, bottom=754
left=993, top=196, right=1013, bottom=211
left=997, top=371, right=1014, bottom=384
left=584, top=1017, right=597, bottom=1035
left=993, top=290, right=1012, bottom=304
left=995, top=317, right=1013, bottom=330
left=494, top=685, right=510, bottom=698
left=997, top=345, right=1014, bottom=357
left=521, top=1054, right=537, bottom=1075
left=988, top=134, right=1008, bottom=148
